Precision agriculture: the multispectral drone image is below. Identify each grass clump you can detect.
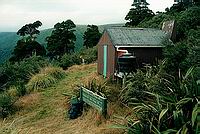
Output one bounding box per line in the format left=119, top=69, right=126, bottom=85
left=26, top=74, right=57, bottom=92
left=26, top=66, right=66, bottom=92
left=40, top=66, right=66, bottom=79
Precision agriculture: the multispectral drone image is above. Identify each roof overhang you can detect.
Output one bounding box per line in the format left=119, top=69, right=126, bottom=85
left=115, top=45, right=164, bottom=48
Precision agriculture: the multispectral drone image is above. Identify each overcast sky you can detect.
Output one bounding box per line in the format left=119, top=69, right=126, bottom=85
left=0, top=0, right=174, bottom=32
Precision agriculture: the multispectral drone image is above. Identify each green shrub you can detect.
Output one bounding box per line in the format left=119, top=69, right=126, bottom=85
left=116, top=64, right=200, bottom=133
left=164, top=42, right=190, bottom=74
left=60, top=53, right=81, bottom=69
left=84, top=79, right=107, bottom=98
left=0, top=93, right=15, bottom=118
left=176, top=6, right=200, bottom=40
left=7, top=84, right=26, bottom=97
left=79, top=46, right=97, bottom=64
left=0, top=55, right=49, bottom=91
left=15, top=83, right=27, bottom=96
left=58, top=47, right=97, bottom=69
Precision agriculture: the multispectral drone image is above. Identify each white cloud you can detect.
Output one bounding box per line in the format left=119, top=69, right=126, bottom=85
left=0, top=0, right=174, bottom=32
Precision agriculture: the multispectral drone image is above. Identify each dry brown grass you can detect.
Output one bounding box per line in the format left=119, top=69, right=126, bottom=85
left=0, top=63, right=126, bottom=134
left=14, top=93, right=41, bottom=108
left=67, top=63, right=96, bottom=73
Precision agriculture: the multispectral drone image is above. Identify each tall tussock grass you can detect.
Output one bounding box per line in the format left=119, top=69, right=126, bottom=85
left=40, top=66, right=66, bottom=79
left=26, top=66, right=66, bottom=92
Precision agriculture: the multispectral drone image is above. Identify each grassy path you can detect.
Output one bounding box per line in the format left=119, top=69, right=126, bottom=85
left=0, top=64, right=124, bottom=134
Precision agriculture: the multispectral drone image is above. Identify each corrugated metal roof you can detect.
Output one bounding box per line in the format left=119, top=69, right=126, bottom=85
left=106, top=27, right=168, bottom=47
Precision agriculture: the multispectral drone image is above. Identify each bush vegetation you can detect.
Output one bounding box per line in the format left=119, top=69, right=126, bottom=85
left=0, top=55, right=49, bottom=91
left=26, top=66, right=66, bottom=92
left=84, top=79, right=107, bottom=98
left=113, top=4, right=200, bottom=133
left=79, top=46, right=97, bottom=64
left=59, top=46, right=97, bottom=69
left=59, top=53, right=82, bottom=70
left=0, top=56, right=50, bottom=118
left=117, top=63, right=200, bottom=133
left=0, top=93, right=15, bottom=118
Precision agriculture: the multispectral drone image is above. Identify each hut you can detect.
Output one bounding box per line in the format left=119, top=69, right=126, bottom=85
left=97, top=24, right=174, bottom=79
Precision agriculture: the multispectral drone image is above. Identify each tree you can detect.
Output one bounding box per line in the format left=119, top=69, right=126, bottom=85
left=176, top=6, right=200, bottom=41
left=10, top=40, right=46, bottom=62
left=83, top=25, right=101, bottom=48
left=10, top=21, right=46, bottom=62
left=17, top=20, right=42, bottom=41
left=125, top=2, right=155, bottom=27
left=46, top=20, right=76, bottom=57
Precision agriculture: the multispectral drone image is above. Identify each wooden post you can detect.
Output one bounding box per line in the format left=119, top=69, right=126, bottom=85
left=80, top=87, right=83, bottom=101
left=102, top=98, right=107, bottom=118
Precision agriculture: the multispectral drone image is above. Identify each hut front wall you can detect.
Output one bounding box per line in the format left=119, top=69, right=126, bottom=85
left=97, top=32, right=116, bottom=78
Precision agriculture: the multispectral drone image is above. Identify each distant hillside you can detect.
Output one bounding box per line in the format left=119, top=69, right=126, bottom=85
left=0, top=25, right=88, bottom=63
left=0, top=23, right=124, bottom=63
left=0, top=32, right=19, bottom=63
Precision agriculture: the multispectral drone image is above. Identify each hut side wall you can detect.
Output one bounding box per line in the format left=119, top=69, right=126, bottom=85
left=119, top=47, right=163, bottom=68
left=97, top=32, right=116, bottom=78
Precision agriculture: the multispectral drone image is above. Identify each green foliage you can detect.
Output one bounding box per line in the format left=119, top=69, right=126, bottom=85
left=79, top=47, right=97, bottom=64
left=59, top=53, right=81, bottom=69
left=138, top=5, right=200, bottom=42
left=176, top=6, right=200, bottom=40
left=84, top=79, right=107, bottom=98
left=163, top=26, right=200, bottom=75
left=59, top=47, right=97, bottom=69
left=117, top=65, right=200, bottom=133
left=17, top=20, right=42, bottom=39
left=120, top=62, right=166, bottom=103
left=0, top=55, right=49, bottom=91
left=125, top=2, right=155, bottom=27
left=9, top=20, right=46, bottom=62
left=46, top=19, right=76, bottom=57
left=138, top=13, right=175, bottom=28
left=168, top=2, right=191, bottom=14
left=164, top=42, right=190, bottom=74
left=10, top=40, right=46, bottom=62
left=26, top=66, right=66, bottom=92
left=83, top=25, right=101, bottom=48
left=0, top=93, right=15, bottom=118
left=187, top=28, right=200, bottom=47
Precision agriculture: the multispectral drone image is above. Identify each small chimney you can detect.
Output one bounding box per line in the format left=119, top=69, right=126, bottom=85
left=162, top=20, right=176, bottom=42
